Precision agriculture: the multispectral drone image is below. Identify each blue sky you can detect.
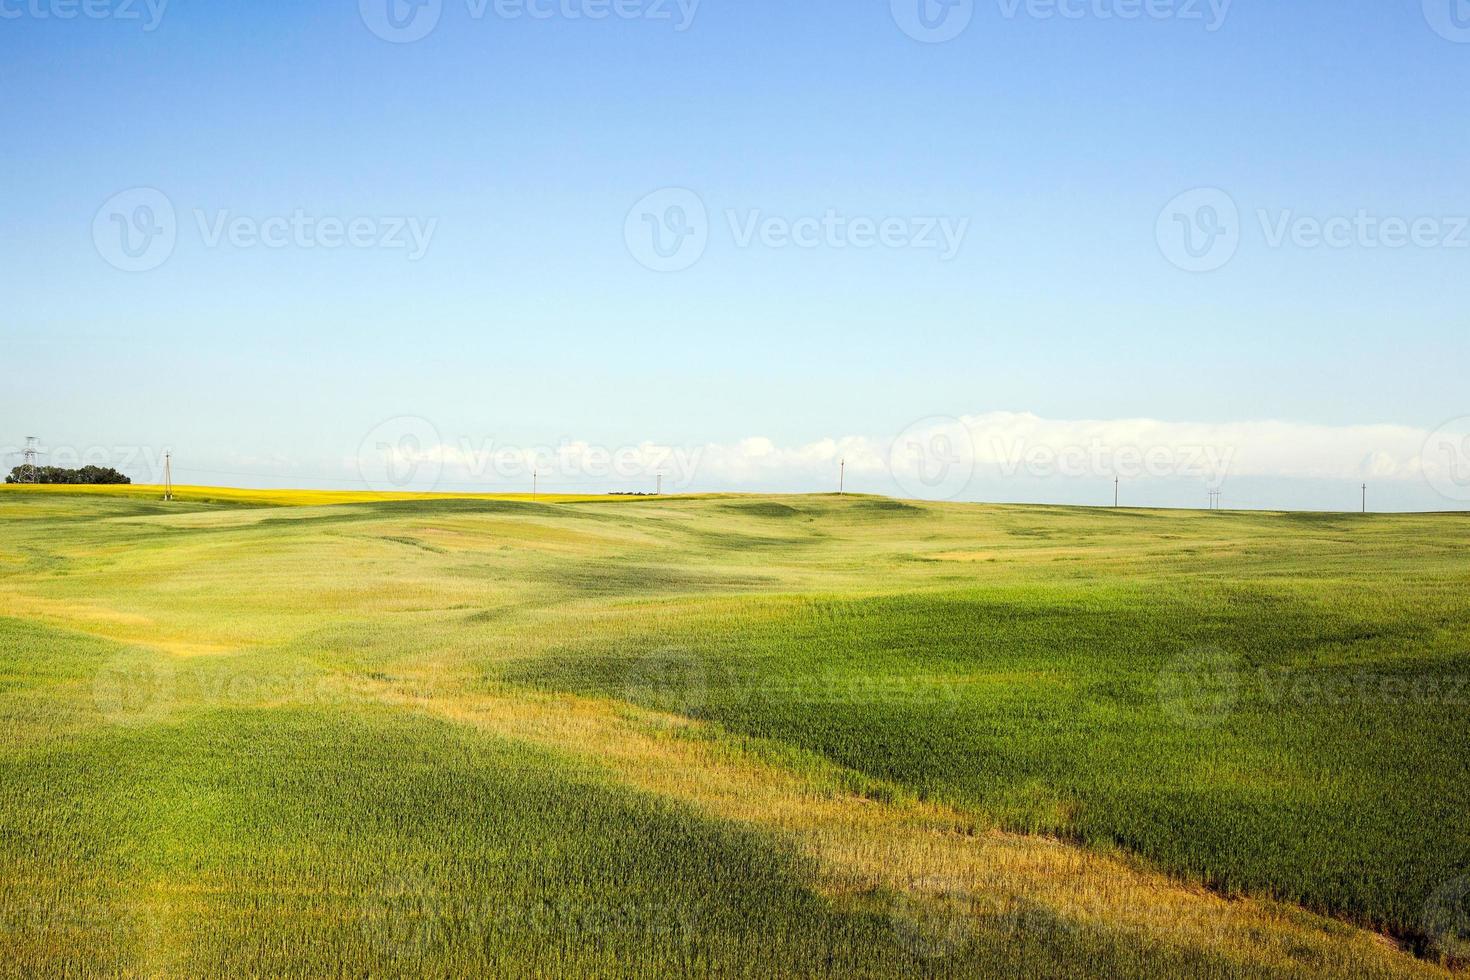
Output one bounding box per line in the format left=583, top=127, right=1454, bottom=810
left=3, top=1, right=1468, bottom=508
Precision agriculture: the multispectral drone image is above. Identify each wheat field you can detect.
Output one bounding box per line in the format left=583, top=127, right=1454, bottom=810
left=1, top=486, right=1466, bottom=977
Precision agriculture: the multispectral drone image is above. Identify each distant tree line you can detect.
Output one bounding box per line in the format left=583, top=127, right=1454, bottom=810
left=5, top=466, right=131, bottom=485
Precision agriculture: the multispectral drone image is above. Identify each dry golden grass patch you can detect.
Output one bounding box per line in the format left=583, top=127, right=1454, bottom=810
left=402, top=682, right=1445, bottom=980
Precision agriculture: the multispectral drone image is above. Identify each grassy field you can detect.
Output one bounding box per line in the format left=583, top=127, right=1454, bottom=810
left=1, top=485, right=1466, bottom=978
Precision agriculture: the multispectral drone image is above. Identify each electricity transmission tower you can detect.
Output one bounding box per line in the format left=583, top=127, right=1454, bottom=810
left=163, top=452, right=173, bottom=501
left=19, top=437, right=40, bottom=484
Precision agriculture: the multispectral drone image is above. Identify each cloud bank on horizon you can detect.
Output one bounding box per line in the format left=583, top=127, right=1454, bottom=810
left=331, top=411, right=1470, bottom=511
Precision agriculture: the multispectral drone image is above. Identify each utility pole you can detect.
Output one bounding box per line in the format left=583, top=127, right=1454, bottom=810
left=839, top=458, right=845, bottom=495
left=532, top=469, right=537, bottom=501
left=1362, top=483, right=1367, bottom=514
left=1113, top=476, right=1119, bottom=508
left=655, top=473, right=662, bottom=496
left=163, top=452, right=172, bottom=501
left=20, top=437, right=39, bottom=484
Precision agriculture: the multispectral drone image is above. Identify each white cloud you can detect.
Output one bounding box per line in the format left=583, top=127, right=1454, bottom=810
left=686, top=412, right=1443, bottom=488
left=346, top=411, right=1468, bottom=502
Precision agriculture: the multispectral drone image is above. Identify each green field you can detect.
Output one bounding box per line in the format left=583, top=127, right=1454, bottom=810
left=1, top=486, right=1467, bottom=978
